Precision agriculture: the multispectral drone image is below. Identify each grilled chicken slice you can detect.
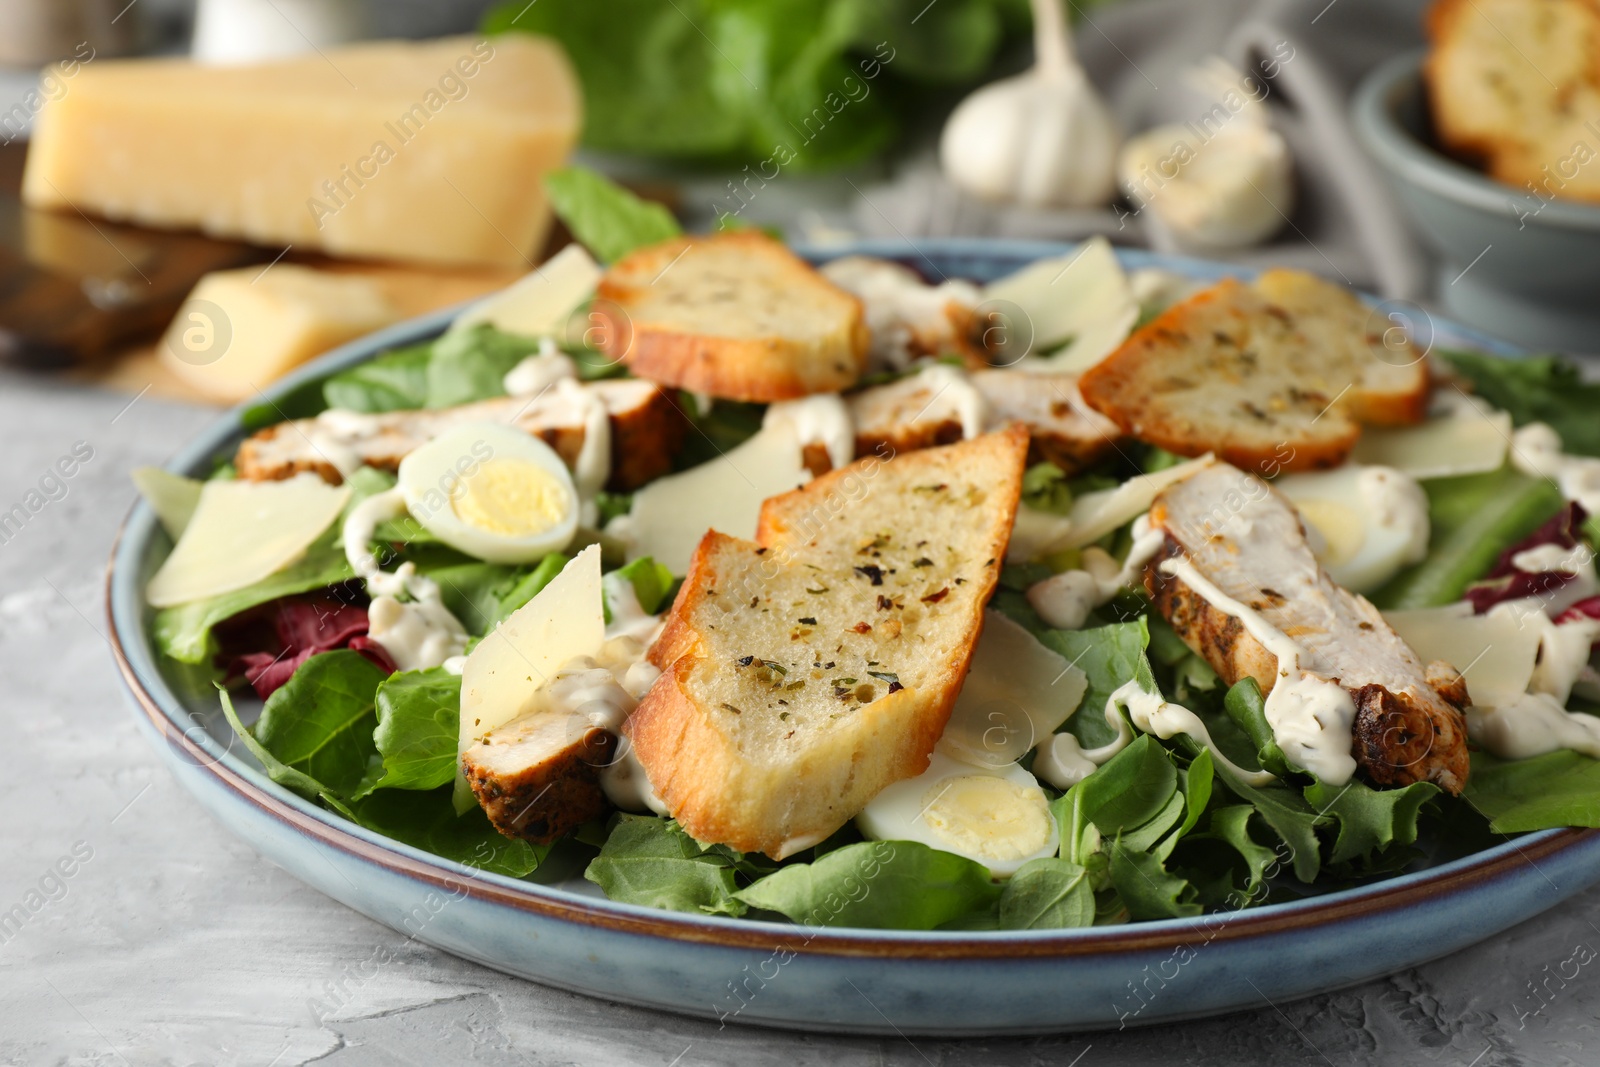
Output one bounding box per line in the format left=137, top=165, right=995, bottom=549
left=462, top=709, right=615, bottom=843
left=846, top=369, right=1121, bottom=475
left=1145, top=462, right=1471, bottom=793
left=235, top=379, right=685, bottom=490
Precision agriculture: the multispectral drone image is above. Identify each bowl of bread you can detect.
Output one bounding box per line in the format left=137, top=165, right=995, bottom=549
left=1352, top=0, right=1600, bottom=352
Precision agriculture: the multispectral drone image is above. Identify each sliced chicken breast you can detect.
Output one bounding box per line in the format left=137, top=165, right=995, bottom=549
left=462, top=709, right=614, bottom=843
left=1145, top=462, right=1471, bottom=793
left=235, top=379, right=685, bottom=490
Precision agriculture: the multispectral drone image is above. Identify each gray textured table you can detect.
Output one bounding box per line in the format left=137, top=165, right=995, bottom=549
left=3, top=369, right=1597, bottom=1067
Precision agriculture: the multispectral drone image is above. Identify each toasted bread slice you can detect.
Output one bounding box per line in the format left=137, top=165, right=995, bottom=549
left=1146, top=462, right=1470, bottom=793
left=630, top=427, right=1029, bottom=858
left=1079, top=270, right=1429, bottom=474
left=593, top=231, right=870, bottom=402
left=843, top=368, right=1121, bottom=476
left=462, top=709, right=615, bottom=843
left=1426, top=0, right=1600, bottom=202
left=235, top=379, right=684, bottom=490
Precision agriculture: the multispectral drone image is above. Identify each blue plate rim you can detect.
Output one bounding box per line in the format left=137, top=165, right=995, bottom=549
left=107, top=237, right=1589, bottom=956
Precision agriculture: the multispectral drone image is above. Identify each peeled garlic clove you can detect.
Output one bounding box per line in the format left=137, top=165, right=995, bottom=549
left=1118, top=122, right=1295, bottom=249
left=941, top=69, right=1120, bottom=209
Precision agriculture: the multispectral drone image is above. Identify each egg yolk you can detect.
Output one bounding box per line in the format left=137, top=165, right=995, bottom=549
left=921, top=775, right=1052, bottom=862
left=1294, top=498, right=1367, bottom=565
left=449, top=458, right=571, bottom=536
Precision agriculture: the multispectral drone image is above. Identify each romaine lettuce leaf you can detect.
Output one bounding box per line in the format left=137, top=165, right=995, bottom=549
left=542, top=167, right=682, bottom=264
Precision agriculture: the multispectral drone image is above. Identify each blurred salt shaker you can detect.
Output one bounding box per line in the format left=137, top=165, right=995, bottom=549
left=192, top=0, right=370, bottom=64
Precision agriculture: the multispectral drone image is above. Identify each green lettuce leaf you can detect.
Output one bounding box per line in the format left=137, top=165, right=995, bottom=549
left=998, top=858, right=1094, bottom=929
left=734, top=840, right=1001, bottom=930
left=1440, top=350, right=1600, bottom=457
left=252, top=650, right=390, bottom=800
left=1078, top=733, right=1176, bottom=835
left=424, top=324, right=543, bottom=409
left=542, top=167, right=682, bottom=263
left=493, top=552, right=569, bottom=622
left=1029, top=618, right=1153, bottom=748
left=1372, top=468, right=1564, bottom=610
left=1464, top=749, right=1600, bottom=832
left=1305, top=777, right=1438, bottom=866
left=613, top=555, right=676, bottom=614
left=322, top=342, right=433, bottom=413
left=350, top=788, right=546, bottom=877
left=362, top=668, right=461, bottom=795
left=217, top=687, right=356, bottom=820
left=585, top=816, right=746, bottom=916
left=1109, top=840, right=1200, bottom=919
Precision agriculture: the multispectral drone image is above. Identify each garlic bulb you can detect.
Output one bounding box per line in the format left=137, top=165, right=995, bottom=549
left=1117, top=57, right=1296, bottom=249
left=939, top=0, right=1119, bottom=208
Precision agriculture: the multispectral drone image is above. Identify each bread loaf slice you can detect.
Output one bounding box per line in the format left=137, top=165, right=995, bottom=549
left=593, top=231, right=871, bottom=402
left=1426, top=0, right=1600, bottom=202
left=628, top=426, right=1029, bottom=858
left=1078, top=270, right=1429, bottom=474
left=235, top=379, right=684, bottom=490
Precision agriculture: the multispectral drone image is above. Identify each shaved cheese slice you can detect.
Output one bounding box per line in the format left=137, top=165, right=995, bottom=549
left=457, top=544, right=604, bottom=810
left=616, top=424, right=811, bottom=576
left=1351, top=410, right=1512, bottom=479
left=132, top=467, right=204, bottom=540
left=1384, top=602, right=1540, bottom=705
left=939, top=611, right=1088, bottom=767
left=1061, top=454, right=1215, bottom=549
left=984, top=237, right=1138, bottom=371
left=145, top=474, right=349, bottom=608
left=449, top=243, right=601, bottom=338
left=1007, top=505, right=1076, bottom=563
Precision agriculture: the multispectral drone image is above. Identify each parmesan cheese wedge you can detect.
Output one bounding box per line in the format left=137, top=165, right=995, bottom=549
left=132, top=467, right=204, bottom=540
left=1384, top=602, right=1541, bottom=705
left=1351, top=410, right=1512, bottom=479
left=449, top=243, right=601, bottom=338
left=1060, top=454, right=1214, bottom=549
left=456, top=544, right=604, bottom=810
left=145, top=474, right=350, bottom=608
left=983, top=237, right=1138, bottom=371
left=613, top=424, right=811, bottom=576
left=939, top=611, right=1088, bottom=767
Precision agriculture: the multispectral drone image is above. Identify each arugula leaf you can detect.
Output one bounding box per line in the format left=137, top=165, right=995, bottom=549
left=585, top=816, right=747, bottom=916
left=998, top=858, right=1094, bottom=929
left=1174, top=747, right=1214, bottom=841
left=1440, top=350, right=1600, bottom=457
left=1210, top=765, right=1325, bottom=882
left=351, top=787, right=545, bottom=877
left=595, top=491, right=633, bottom=526
left=1109, top=841, right=1200, bottom=919
left=322, top=342, right=433, bottom=413
left=1117, top=791, right=1186, bottom=853
left=363, top=668, right=461, bottom=795
left=542, top=167, right=682, bottom=263
left=1078, top=734, right=1176, bottom=835
left=493, top=552, right=568, bottom=623
left=1464, top=749, right=1600, bottom=832
left=424, top=325, right=543, bottom=409
left=1373, top=468, right=1564, bottom=610
left=252, top=651, right=390, bottom=800
left=1305, top=777, right=1438, bottom=865
left=1201, top=804, right=1281, bottom=899
left=217, top=687, right=356, bottom=820
left=423, top=561, right=523, bottom=636
left=1222, top=678, right=1291, bottom=777
left=735, top=840, right=1001, bottom=930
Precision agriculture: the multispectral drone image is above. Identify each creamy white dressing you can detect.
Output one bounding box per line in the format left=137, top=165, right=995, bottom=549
left=601, top=570, right=668, bottom=646
left=502, top=344, right=576, bottom=397
left=601, top=739, right=669, bottom=816
left=553, top=377, right=611, bottom=526
left=1158, top=556, right=1360, bottom=785
left=1468, top=692, right=1600, bottom=761
left=306, top=429, right=363, bottom=479
left=1512, top=542, right=1590, bottom=575
left=341, top=485, right=469, bottom=671
left=914, top=362, right=989, bottom=441
left=1512, top=422, right=1600, bottom=515
left=763, top=394, right=855, bottom=472
left=1358, top=466, right=1431, bottom=569
left=1026, top=514, right=1163, bottom=631
left=1034, top=679, right=1275, bottom=790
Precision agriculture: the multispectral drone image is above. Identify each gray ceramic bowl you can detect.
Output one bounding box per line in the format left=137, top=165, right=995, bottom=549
left=1352, top=51, right=1600, bottom=352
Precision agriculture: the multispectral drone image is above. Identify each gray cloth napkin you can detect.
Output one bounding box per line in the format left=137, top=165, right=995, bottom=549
left=847, top=0, right=1434, bottom=300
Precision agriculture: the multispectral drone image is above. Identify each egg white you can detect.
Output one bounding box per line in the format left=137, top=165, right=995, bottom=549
left=856, top=750, right=1060, bottom=878
left=398, top=422, right=578, bottom=564
left=1275, top=464, right=1430, bottom=594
